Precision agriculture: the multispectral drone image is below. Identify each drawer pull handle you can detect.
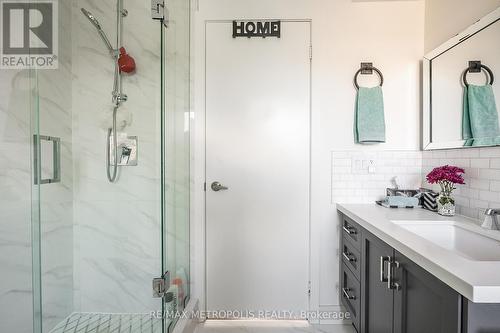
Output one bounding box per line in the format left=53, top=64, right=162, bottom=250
left=343, top=225, right=357, bottom=235
left=343, top=251, right=357, bottom=262
left=342, top=287, right=356, bottom=300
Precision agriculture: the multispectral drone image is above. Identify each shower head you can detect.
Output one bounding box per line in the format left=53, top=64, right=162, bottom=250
left=81, top=8, right=101, bottom=29
left=80, top=8, right=115, bottom=56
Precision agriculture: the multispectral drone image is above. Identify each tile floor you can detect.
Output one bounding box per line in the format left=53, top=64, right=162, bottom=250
left=49, top=313, right=162, bottom=333
left=49, top=315, right=355, bottom=333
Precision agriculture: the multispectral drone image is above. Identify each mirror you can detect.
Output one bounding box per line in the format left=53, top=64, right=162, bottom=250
left=423, top=8, right=500, bottom=150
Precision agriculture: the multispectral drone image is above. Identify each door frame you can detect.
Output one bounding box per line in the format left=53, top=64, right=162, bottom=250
left=199, top=19, right=313, bottom=316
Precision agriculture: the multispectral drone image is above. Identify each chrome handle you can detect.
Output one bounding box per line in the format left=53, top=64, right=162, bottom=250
left=343, top=225, right=357, bottom=235
left=387, top=259, right=393, bottom=289
left=342, top=251, right=356, bottom=262
left=342, top=288, right=356, bottom=300
left=380, top=256, right=390, bottom=283
left=388, top=260, right=401, bottom=290
left=33, top=135, right=61, bottom=185
left=211, top=181, right=228, bottom=192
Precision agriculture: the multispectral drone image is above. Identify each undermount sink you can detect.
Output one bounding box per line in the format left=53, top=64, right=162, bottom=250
left=392, top=221, right=500, bottom=261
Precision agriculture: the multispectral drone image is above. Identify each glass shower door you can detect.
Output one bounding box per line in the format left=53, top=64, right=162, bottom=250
left=162, top=0, right=191, bottom=330
left=30, top=0, right=169, bottom=332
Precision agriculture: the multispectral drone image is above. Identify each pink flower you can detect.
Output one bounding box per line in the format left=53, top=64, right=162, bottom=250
left=426, top=165, right=465, bottom=185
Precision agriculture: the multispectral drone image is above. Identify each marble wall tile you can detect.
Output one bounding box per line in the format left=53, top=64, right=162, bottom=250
left=1, top=1, right=191, bottom=331
left=72, top=0, right=163, bottom=314
left=38, top=0, right=75, bottom=330
left=0, top=1, right=74, bottom=331
left=0, top=69, right=34, bottom=333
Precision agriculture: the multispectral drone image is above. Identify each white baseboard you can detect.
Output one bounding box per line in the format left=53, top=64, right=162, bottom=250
left=172, top=298, right=200, bottom=333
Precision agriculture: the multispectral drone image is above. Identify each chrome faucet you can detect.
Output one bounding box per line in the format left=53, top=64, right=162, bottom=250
left=483, top=209, right=500, bottom=230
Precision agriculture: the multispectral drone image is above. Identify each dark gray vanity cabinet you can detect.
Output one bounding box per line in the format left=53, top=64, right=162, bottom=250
left=339, top=214, right=462, bottom=333
left=392, top=250, right=461, bottom=333
left=340, top=215, right=363, bottom=332
left=462, top=299, right=500, bottom=333
left=360, top=231, right=394, bottom=333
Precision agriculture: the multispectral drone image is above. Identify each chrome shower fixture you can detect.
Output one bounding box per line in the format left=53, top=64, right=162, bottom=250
left=80, top=1, right=131, bottom=183
left=80, top=7, right=132, bottom=106
left=80, top=8, right=101, bottom=29
left=80, top=8, right=115, bottom=56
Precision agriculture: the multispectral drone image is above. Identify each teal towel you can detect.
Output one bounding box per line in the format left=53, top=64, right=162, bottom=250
left=462, top=87, right=473, bottom=146
left=462, top=84, right=500, bottom=147
left=355, top=86, right=386, bottom=143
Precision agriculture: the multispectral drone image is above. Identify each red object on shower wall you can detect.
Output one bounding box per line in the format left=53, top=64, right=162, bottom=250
left=118, top=47, right=136, bottom=73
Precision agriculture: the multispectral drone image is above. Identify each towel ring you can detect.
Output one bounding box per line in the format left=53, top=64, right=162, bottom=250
left=462, top=64, right=494, bottom=86
left=354, top=66, right=384, bottom=90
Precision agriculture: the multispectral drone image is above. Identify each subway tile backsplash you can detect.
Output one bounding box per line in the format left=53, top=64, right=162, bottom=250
left=331, top=151, right=423, bottom=204
left=332, top=148, right=500, bottom=221
left=422, top=147, right=500, bottom=220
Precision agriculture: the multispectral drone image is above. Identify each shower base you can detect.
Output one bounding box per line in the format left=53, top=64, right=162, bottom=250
left=50, top=312, right=163, bottom=333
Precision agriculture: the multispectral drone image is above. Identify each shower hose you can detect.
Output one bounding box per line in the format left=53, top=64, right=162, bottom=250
left=106, top=105, right=119, bottom=182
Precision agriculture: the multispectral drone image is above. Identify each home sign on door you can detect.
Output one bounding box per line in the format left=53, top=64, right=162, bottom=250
left=232, top=20, right=281, bottom=38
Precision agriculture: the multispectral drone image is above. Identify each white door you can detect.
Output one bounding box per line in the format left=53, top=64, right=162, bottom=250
left=206, top=21, right=311, bottom=316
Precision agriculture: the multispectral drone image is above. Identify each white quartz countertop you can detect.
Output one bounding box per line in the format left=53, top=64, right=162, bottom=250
left=337, top=204, right=500, bottom=303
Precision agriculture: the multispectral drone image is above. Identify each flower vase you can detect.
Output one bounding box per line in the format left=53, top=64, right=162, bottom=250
left=438, top=194, right=455, bottom=216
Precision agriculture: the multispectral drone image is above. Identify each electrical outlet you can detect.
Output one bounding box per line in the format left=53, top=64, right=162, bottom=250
left=368, top=160, right=376, bottom=173
left=352, top=156, right=377, bottom=174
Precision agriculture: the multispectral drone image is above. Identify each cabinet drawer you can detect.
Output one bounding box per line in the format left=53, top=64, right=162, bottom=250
left=342, top=237, right=361, bottom=280
left=342, top=215, right=361, bottom=251
left=341, top=262, right=361, bottom=332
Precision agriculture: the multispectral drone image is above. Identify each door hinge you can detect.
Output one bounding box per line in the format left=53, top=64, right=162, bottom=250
left=307, top=281, right=311, bottom=296
left=151, top=0, right=169, bottom=27
left=309, top=45, right=312, bottom=60
left=153, top=271, right=170, bottom=298
left=204, top=182, right=206, bottom=191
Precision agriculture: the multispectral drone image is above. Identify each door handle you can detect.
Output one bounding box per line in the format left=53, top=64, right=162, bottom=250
left=33, top=135, right=61, bottom=185
left=211, top=181, right=228, bottom=192
left=380, top=256, right=390, bottom=283
left=388, top=260, right=401, bottom=290
left=387, top=259, right=393, bottom=289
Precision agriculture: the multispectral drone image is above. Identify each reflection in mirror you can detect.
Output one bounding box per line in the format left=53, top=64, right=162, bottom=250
left=424, top=9, right=500, bottom=150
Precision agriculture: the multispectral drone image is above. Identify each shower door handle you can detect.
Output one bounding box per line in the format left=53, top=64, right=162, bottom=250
left=33, top=135, right=61, bottom=185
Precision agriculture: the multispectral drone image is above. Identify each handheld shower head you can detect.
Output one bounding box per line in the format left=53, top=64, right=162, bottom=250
left=80, top=8, right=115, bottom=56
left=81, top=8, right=101, bottom=29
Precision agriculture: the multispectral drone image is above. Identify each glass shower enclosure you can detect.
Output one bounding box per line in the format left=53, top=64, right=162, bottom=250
left=0, top=0, right=190, bottom=332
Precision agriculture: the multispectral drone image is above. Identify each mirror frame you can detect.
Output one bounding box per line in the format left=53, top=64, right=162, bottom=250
left=423, top=7, right=500, bottom=150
